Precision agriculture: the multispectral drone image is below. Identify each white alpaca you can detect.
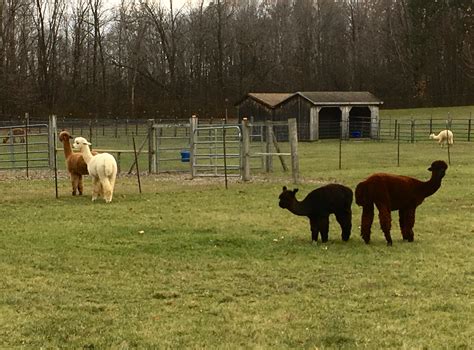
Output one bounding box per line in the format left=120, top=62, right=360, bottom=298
left=73, top=137, right=117, bottom=203
left=429, top=130, right=453, bottom=147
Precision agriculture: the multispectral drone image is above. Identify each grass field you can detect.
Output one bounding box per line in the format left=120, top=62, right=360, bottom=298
left=0, top=137, right=473, bottom=348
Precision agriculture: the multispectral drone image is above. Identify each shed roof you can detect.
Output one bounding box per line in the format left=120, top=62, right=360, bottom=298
left=240, top=93, right=293, bottom=108
left=296, top=91, right=383, bottom=105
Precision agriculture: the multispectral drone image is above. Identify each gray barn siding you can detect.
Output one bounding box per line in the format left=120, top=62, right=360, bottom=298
left=238, top=98, right=273, bottom=122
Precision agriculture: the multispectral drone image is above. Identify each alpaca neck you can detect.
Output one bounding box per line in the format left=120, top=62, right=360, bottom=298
left=81, top=145, right=94, bottom=164
left=287, top=199, right=312, bottom=217
left=62, top=138, right=73, bottom=158
left=420, top=174, right=443, bottom=198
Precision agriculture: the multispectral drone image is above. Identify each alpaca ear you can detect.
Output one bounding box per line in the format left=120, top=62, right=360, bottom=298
left=293, top=188, right=299, bottom=194
left=86, top=141, right=92, bottom=146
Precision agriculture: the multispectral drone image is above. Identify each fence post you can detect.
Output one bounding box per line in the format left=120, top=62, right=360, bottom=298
left=25, top=113, right=30, bottom=178
left=190, top=115, right=198, bottom=178
left=410, top=118, right=415, bottom=143
left=48, top=114, right=57, bottom=169
left=397, top=123, right=400, bottom=167
left=468, top=115, right=471, bottom=142
left=446, top=120, right=451, bottom=166
left=148, top=119, right=156, bottom=173
left=288, top=118, right=299, bottom=184
left=394, top=119, right=398, bottom=140
left=241, top=118, right=251, bottom=181
left=265, top=120, right=273, bottom=172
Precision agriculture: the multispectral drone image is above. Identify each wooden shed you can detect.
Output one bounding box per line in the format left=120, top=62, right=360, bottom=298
left=236, top=91, right=383, bottom=141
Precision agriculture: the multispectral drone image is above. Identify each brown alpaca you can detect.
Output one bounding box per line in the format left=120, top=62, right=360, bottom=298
left=355, top=160, right=448, bottom=246
left=58, top=130, right=96, bottom=196
left=3, top=128, right=26, bottom=144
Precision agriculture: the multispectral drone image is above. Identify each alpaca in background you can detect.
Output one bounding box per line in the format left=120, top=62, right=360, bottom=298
left=279, top=184, right=353, bottom=243
left=355, top=160, right=448, bottom=245
left=2, top=128, right=26, bottom=144
left=73, top=137, right=117, bottom=203
left=429, top=130, right=453, bottom=147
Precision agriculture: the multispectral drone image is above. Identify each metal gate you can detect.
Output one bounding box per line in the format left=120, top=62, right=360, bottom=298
left=192, top=125, right=242, bottom=177
left=153, top=122, right=191, bottom=173
left=0, top=123, right=51, bottom=170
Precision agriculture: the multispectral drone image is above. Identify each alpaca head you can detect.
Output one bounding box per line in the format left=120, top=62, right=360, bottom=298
left=58, top=130, right=73, bottom=143
left=73, top=137, right=91, bottom=150
left=429, top=133, right=435, bottom=139
left=428, top=160, right=448, bottom=179
left=279, top=186, right=298, bottom=209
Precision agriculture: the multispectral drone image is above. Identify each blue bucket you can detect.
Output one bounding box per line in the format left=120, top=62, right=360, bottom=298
left=351, top=131, right=362, bottom=138
left=180, top=150, right=190, bottom=162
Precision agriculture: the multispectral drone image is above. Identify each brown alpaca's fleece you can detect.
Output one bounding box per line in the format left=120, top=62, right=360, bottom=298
left=355, top=160, right=448, bottom=246
left=59, top=130, right=97, bottom=196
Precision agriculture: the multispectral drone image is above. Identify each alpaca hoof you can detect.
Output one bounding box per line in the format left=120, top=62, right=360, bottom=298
left=386, top=241, right=393, bottom=246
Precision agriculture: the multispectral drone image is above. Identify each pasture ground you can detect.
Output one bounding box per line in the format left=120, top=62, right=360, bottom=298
left=0, top=139, right=473, bottom=348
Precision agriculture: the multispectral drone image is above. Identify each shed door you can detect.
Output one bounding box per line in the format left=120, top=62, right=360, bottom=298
left=349, top=107, right=371, bottom=138
left=319, top=107, right=341, bottom=139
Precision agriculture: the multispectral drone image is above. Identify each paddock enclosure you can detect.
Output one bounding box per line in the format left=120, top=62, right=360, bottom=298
left=0, top=113, right=473, bottom=179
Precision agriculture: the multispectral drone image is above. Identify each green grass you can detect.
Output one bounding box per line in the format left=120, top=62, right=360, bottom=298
left=0, top=138, right=473, bottom=348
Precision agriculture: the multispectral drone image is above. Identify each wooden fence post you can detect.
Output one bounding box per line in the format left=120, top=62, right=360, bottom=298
left=265, top=120, right=273, bottom=172
left=48, top=114, right=57, bottom=169
left=241, top=118, right=250, bottom=181
left=288, top=118, right=299, bottom=184
left=147, top=119, right=156, bottom=173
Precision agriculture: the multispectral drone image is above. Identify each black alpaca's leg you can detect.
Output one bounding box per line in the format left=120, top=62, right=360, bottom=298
left=335, top=209, right=352, bottom=241
left=317, top=216, right=330, bottom=243
left=360, top=204, right=374, bottom=244
left=376, top=203, right=393, bottom=246
left=309, top=217, right=319, bottom=242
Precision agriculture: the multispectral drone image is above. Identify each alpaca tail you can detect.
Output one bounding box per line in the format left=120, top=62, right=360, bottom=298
left=355, top=182, right=368, bottom=207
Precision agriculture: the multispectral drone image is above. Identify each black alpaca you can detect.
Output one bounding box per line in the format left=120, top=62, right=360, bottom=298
left=278, top=184, right=353, bottom=242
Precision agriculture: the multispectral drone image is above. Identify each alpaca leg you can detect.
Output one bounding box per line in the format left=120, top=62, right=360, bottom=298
left=399, top=208, right=416, bottom=241
left=101, top=177, right=113, bottom=203
left=77, top=175, right=84, bottom=195
left=360, top=205, right=374, bottom=244
left=404, top=208, right=416, bottom=242
left=317, top=216, right=330, bottom=243
left=108, top=173, right=116, bottom=202
left=309, top=217, right=319, bottom=242
left=70, top=174, right=78, bottom=196
left=92, top=177, right=101, bottom=201
left=399, top=209, right=410, bottom=240
left=376, top=203, right=393, bottom=246
left=336, top=209, right=352, bottom=241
